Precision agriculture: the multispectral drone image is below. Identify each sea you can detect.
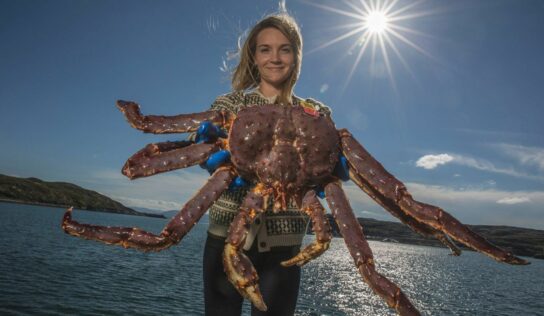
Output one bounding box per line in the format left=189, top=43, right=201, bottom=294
left=0, top=202, right=543, bottom=316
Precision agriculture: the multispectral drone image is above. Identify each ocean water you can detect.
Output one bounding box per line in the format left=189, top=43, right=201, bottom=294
left=0, top=202, right=542, bottom=316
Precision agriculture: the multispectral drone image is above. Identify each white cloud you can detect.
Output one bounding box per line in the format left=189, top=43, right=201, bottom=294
left=404, top=182, right=543, bottom=204
left=415, top=152, right=544, bottom=180
left=341, top=181, right=544, bottom=229
left=402, top=182, right=544, bottom=229
left=80, top=167, right=210, bottom=211
left=416, top=154, right=454, bottom=169
left=111, top=195, right=183, bottom=211
left=320, top=84, right=329, bottom=93
left=449, top=154, right=520, bottom=177
left=496, top=196, right=531, bottom=205
left=494, top=143, right=544, bottom=172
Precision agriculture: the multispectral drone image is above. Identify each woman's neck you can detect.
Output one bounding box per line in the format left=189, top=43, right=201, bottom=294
left=258, top=83, right=282, bottom=98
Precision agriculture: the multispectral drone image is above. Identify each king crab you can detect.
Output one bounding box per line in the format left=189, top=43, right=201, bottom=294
left=62, top=100, right=528, bottom=315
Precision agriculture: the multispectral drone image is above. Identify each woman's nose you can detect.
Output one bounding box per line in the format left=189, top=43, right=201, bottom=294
left=271, top=50, right=281, bottom=62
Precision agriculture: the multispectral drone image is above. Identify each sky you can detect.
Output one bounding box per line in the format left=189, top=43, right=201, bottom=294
left=1, top=0, right=543, bottom=229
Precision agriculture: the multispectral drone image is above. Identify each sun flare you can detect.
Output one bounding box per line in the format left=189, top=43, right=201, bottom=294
left=305, top=0, right=438, bottom=90
left=365, top=10, right=389, bottom=34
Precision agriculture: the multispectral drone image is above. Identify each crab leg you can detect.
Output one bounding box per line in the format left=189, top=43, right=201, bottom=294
left=349, top=170, right=461, bottom=256
left=325, top=181, right=420, bottom=316
left=117, top=100, right=227, bottom=134
left=122, top=141, right=220, bottom=179
left=281, top=190, right=332, bottom=267
left=62, top=166, right=236, bottom=252
left=223, top=185, right=268, bottom=311
left=340, top=129, right=528, bottom=265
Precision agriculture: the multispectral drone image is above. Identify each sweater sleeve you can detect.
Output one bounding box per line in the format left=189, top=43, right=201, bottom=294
left=187, top=92, right=240, bottom=142
left=210, top=91, right=244, bottom=113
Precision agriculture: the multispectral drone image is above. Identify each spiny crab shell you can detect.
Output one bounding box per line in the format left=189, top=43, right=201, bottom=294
left=229, top=104, right=339, bottom=210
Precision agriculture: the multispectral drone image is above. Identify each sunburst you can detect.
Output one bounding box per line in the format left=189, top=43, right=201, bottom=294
left=305, top=0, right=438, bottom=91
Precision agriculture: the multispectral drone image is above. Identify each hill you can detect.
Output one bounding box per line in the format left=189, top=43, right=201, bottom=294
left=0, top=174, right=163, bottom=218
left=310, top=214, right=544, bottom=260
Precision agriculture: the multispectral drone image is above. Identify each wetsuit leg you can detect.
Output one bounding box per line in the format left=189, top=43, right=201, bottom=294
left=203, top=234, right=243, bottom=316
left=250, top=247, right=301, bottom=316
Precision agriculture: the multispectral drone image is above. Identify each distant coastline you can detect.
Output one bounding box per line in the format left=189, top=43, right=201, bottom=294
left=0, top=198, right=165, bottom=218
left=314, top=214, right=544, bottom=260
left=0, top=197, right=75, bottom=209
left=1, top=174, right=542, bottom=260
left=0, top=174, right=164, bottom=218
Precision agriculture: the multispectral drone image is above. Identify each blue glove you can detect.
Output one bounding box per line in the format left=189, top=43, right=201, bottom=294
left=228, top=176, right=250, bottom=190
left=315, top=186, right=326, bottom=199
left=201, top=150, right=231, bottom=174
left=333, top=155, right=350, bottom=181
left=195, top=121, right=227, bottom=143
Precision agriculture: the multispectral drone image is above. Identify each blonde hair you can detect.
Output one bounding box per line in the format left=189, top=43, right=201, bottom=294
left=232, top=14, right=302, bottom=105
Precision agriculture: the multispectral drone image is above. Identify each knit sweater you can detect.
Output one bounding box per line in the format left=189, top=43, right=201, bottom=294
left=207, top=90, right=330, bottom=252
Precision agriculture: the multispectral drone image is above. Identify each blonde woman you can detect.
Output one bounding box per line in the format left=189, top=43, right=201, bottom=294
left=203, top=14, right=329, bottom=316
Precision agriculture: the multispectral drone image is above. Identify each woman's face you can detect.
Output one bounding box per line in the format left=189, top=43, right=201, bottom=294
left=254, top=27, right=295, bottom=90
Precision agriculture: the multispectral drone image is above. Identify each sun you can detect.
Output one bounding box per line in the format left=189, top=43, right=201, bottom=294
left=365, top=10, right=389, bottom=34
left=305, top=0, right=438, bottom=90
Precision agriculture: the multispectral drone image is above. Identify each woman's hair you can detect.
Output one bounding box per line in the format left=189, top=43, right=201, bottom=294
left=232, top=14, right=302, bottom=105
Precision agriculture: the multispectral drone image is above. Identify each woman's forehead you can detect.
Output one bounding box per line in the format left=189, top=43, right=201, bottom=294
left=256, top=27, right=291, bottom=46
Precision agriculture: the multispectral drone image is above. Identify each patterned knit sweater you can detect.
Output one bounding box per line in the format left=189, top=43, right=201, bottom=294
left=207, top=90, right=331, bottom=252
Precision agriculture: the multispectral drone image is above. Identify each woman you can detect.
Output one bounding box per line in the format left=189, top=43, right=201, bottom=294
left=202, top=14, right=330, bottom=316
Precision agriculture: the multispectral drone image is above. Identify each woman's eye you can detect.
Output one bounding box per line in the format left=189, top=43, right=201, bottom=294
left=259, top=48, right=270, bottom=53
left=281, top=47, right=292, bottom=53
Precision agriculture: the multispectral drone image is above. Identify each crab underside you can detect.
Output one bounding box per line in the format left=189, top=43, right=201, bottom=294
left=62, top=100, right=528, bottom=316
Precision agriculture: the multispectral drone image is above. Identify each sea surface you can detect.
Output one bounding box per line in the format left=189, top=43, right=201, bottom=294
left=1, top=202, right=543, bottom=316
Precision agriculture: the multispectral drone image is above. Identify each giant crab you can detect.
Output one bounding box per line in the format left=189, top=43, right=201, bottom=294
left=62, top=100, right=528, bottom=316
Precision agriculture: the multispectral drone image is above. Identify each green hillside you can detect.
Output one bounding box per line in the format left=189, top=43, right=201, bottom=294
left=0, top=174, right=162, bottom=217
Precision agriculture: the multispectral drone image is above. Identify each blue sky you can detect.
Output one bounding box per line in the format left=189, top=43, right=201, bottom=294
left=1, top=0, right=543, bottom=229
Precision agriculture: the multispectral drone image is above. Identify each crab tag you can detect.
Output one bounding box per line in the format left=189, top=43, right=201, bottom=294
left=300, top=100, right=319, bottom=117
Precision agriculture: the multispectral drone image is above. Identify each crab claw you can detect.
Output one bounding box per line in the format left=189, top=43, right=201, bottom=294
left=61, top=207, right=74, bottom=231
left=223, top=243, right=267, bottom=311
left=280, top=240, right=330, bottom=267
left=282, top=190, right=332, bottom=267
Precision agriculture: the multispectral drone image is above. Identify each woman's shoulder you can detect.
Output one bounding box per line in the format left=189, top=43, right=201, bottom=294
left=293, top=95, right=332, bottom=116
left=210, top=91, right=245, bottom=112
